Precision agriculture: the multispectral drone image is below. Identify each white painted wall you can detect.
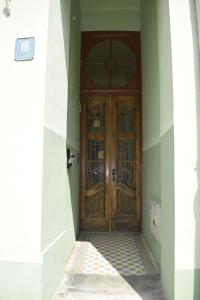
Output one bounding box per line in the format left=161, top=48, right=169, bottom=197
left=43, top=0, right=71, bottom=252
left=0, top=0, right=49, bottom=264
left=44, top=0, right=71, bottom=138
left=0, top=0, right=80, bottom=298
left=157, top=0, right=174, bottom=137
left=141, top=0, right=160, bottom=152
left=141, top=0, right=161, bottom=267
left=42, top=0, right=81, bottom=299
left=157, top=0, right=200, bottom=298
left=169, top=0, right=198, bottom=270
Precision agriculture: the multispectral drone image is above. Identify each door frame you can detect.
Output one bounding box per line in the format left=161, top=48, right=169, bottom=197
left=79, top=31, right=143, bottom=232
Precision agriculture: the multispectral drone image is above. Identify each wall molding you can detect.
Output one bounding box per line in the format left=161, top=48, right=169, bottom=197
left=80, top=0, right=141, bottom=11
left=82, top=7, right=140, bottom=12
left=143, top=137, right=160, bottom=152
left=44, top=126, right=66, bottom=140
left=42, top=230, right=66, bottom=256
left=144, top=126, right=175, bottom=152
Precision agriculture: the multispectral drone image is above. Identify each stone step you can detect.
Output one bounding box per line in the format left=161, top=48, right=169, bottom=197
left=54, top=273, right=165, bottom=300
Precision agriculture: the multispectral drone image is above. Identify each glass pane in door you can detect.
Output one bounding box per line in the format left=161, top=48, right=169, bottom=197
left=86, top=97, right=107, bottom=218
left=111, top=40, right=137, bottom=88
left=115, top=97, right=137, bottom=224
left=85, top=41, right=110, bottom=88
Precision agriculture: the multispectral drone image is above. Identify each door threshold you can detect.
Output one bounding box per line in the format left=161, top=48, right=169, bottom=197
left=79, top=231, right=141, bottom=234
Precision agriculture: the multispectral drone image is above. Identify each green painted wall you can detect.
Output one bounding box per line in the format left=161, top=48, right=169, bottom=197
left=66, top=0, right=81, bottom=237
left=172, top=1, right=200, bottom=299
left=81, top=9, right=140, bottom=31
left=143, top=145, right=161, bottom=265
left=190, top=1, right=200, bottom=298
left=42, top=128, right=76, bottom=300
left=175, top=270, right=200, bottom=300
left=156, top=0, right=200, bottom=299
left=42, top=0, right=81, bottom=299
left=81, top=0, right=141, bottom=31
left=156, top=0, right=174, bottom=137
left=141, top=0, right=160, bottom=150
left=42, top=0, right=72, bottom=298
left=160, top=127, right=175, bottom=300
left=67, top=0, right=81, bottom=152
left=141, top=0, right=161, bottom=266
left=0, top=262, right=42, bottom=300
left=157, top=0, right=175, bottom=300
left=142, top=1, right=176, bottom=299
left=156, top=0, right=175, bottom=299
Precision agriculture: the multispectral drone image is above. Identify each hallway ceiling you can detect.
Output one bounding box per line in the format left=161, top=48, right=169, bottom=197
left=80, top=0, right=141, bottom=11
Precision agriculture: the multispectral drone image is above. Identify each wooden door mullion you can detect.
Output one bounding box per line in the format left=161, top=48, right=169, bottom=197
left=108, top=95, right=113, bottom=232
left=110, top=96, right=117, bottom=231
left=81, top=99, right=87, bottom=220
left=105, top=96, right=110, bottom=230
left=135, top=96, right=142, bottom=228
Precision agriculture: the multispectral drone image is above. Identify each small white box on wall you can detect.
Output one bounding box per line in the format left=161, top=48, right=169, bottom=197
left=150, top=197, right=161, bottom=243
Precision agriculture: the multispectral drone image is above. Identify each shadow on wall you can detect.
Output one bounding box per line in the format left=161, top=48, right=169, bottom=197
left=66, top=147, right=80, bottom=237
left=60, top=0, right=80, bottom=238
left=190, top=0, right=200, bottom=299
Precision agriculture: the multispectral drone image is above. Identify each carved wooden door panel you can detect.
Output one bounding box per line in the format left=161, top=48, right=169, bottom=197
left=110, top=96, right=141, bottom=231
left=80, top=95, right=141, bottom=232
left=81, top=96, right=109, bottom=231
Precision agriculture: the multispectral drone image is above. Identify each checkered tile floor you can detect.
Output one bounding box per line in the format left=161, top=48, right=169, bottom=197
left=66, top=233, right=159, bottom=276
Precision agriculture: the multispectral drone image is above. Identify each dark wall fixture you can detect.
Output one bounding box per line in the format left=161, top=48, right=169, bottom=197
left=67, top=148, right=76, bottom=169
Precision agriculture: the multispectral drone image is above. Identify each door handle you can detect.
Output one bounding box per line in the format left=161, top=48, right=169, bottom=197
left=112, top=168, right=116, bottom=181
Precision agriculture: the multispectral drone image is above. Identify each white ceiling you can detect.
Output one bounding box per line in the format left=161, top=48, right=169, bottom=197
left=80, top=0, right=142, bottom=11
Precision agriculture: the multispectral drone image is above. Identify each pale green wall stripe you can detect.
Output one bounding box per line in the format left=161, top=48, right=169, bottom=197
left=160, top=126, right=175, bottom=300
left=42, top=126, right=78, bottom=299
left=42, top=233, right=69, bottom=300
left=143, top=143, right=161, bottom=266
left=175, top=269, right=200, bottom=300
left=42, top=127, right=70, bottom=250
left=143, top=138, right=161, bottom=152
left=81, top=9, right=140, bottom=31
left=0, top=262, right=42, bottom=300
left=42, top=0, right=81, bottom=298
left=141, top=0, right=161, bottom=268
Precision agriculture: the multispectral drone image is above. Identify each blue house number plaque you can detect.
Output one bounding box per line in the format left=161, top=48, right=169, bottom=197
left=15, top=37, right=35, bottom=61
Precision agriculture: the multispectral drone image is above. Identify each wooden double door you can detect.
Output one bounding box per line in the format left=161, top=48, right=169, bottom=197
left=80, top=94, right=141, bottom=232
